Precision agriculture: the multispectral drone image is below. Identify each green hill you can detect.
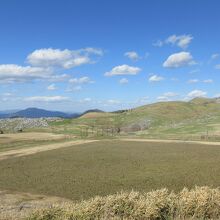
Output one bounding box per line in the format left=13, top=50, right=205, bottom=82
left=45, top=98, right=220, bottom=141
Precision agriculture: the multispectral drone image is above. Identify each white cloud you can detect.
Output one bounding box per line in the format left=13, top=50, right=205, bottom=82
left=119, top=78, right=128, bottom=84
left=157, top=92, right=178, bottom=102
left=67, top=77, right=93, bottom=92
left=187, top=79, right=213, bottom=84
left=48, top=74, right=69, bottom=82
left=165, top=34, right=193, bottom=49
left=106, top=99, right=121, bottom=104
left=211, top=54, right=219, bottom=60
left=0, top=64, right=51, bottom=83
left=47, top=84, right=57, bottom=91
left=69, top=76, right=94, bottom=84
left=154, top=34, right=193, bottom=49
left=124, top=51, right=140, bottom=61
left=187, top=90, right=207, bottom=98
left=80, top=97, right=92, bottom=103
left=0, top=64, right=69, bottom=83
left=171, top=77, right=179, bottom=81
left=27, top=48, right=103, bottom=69
left=157, top=96, right=169, bottom=101
left=214, top=94, right=220, bottom=98
left=215, top=64, right=220, bottom=69
left=148, top=74, right=164, bottom=82
left=203, top=79, right=213, bottom=83
left=188, top=79, right=199, bottom=84
left=189, top=69, right=200, bottom=74
left=105, top=64, right=141, bottom=76
left=163, top=92, right=178, bottom=97
left=153, top=40, right=163, bottom=47
left=137, top=96, right=149, bottom=104
left=66, top=85, right=82, bottom=92
left=163, top=52, right=196, bottom=68
left=24, top=96, right=70, bottom=102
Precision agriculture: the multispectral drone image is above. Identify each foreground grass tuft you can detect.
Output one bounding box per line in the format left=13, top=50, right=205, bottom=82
left=28, top=186, right=220, bottom=220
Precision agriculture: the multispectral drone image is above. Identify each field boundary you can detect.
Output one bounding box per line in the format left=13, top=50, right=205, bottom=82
left=0, top=140, right=98, bottom=161
left=120, top=138, right=220, bottom=146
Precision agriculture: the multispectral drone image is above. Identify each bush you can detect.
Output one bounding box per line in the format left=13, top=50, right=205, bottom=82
left=27, top=186, right=220, bottom=220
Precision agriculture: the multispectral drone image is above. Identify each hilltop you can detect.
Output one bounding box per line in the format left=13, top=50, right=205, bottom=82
left=2, top=98, right=220, bottom=140
left=45, top=98, right=220, bottom=140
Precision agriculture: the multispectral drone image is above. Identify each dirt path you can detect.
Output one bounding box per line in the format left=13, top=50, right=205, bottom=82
left=0, top=190, right=71, bottom=220
left=120, top=138, right=220, bottom=146
left=0, top=140, right=98, bottom=161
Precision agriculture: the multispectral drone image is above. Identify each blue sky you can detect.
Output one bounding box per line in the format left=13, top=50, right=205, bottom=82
left=0, top=0, right=220, bottom=112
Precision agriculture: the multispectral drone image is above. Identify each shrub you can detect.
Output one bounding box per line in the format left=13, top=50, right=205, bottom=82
left=27, top=186, right=220, bottom=220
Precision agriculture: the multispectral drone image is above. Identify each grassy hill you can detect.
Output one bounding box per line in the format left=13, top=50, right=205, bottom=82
left=37, top=98, right=220, bottom=140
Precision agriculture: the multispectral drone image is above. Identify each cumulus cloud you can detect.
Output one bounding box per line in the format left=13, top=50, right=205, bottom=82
left=165, top=34, right=193, bottom=49
left=124, top=51, right=140, bottom=61
left=24, top=96, right=69, bottom=102
left=0, top=64, right=69, bottom=83
left=163, top=52, right=196, bottom=68
left=148, top=74, right=164, bottom=82
left=187, top=90, right=207, bottom=98
left=0, top=64, right=51, bottom=83
left=27, top=47, right=103, bottom=69
left=69, top=76, right=94, bottom=84
left=119, top=78, right=129, bottom=84
left=47, top=84, right=57, bottom=91
left=105, top=64, right=141, bottom=76
left=154, top=34, right=193, bottom=49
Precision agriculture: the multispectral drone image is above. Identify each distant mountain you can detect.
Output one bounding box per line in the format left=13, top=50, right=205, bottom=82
left=80, top=109, right=104, bottom=117
left=0, top=108, right=80, bottom=119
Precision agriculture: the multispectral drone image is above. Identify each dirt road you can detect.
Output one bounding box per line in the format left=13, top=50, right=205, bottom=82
left=0, top=139, right=98, bottom=161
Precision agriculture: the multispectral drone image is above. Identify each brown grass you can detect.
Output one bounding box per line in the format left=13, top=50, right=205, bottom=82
left=27, top=186, right=220, bottom=220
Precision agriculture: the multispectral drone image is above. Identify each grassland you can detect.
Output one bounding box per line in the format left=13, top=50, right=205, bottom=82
left=0, top=132, right=70, bottom=152
left=0, top=140, right=220, bottom=201
left=29, top=98, right=220, bottom=141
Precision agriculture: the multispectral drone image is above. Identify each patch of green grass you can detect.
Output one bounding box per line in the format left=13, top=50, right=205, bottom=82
left=30, top=99, right=220, bottom=140
left=0, top=141, right=220, bottom=201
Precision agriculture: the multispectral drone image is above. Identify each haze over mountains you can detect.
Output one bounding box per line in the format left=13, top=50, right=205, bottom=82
left=0, top=108, right=80, bottom=119
left=0, top=97, right=220, bottom=119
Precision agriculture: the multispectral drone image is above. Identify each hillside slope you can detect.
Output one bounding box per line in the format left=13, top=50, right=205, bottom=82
left=52, top=98, right=220, bottom=139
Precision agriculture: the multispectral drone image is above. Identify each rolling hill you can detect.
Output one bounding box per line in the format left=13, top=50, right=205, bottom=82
left=0, top=108, right=80, bottom=119
left=47, top=97, right=220, bottom=140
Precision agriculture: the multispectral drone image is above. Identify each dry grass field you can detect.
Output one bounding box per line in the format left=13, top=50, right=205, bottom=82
left=0, top=140, right=220, bottom=201
left=1, top=134, right=220, bottom=219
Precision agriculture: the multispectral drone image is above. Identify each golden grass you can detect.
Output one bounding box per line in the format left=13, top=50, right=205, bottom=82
left=27, top=186, right=220, bottom=220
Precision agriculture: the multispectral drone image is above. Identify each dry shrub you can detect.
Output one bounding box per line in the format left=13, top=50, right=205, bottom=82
left=27, top=186, right=220, bottom=220
left=177, top=186, right=220, bottom=219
